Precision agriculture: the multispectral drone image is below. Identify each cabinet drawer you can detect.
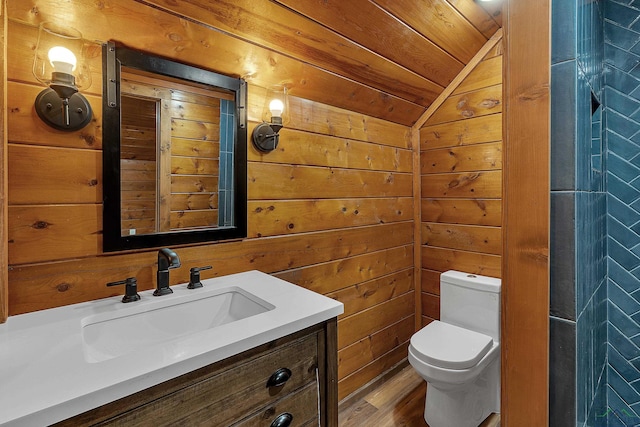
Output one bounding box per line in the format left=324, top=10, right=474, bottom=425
left=99, top=332, right=318, bottom=426
left=233, top=381, right=319, bottom=427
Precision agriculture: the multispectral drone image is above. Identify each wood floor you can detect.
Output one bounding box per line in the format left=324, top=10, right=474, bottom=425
left=338, top=364, right=500, bottom=427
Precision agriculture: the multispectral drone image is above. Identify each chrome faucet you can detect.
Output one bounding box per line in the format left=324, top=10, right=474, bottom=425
left=154, top=248, right=181, bottom=296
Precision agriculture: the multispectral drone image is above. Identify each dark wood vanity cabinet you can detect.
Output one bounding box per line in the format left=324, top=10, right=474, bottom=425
left=54, top=319, right=338, bottom=427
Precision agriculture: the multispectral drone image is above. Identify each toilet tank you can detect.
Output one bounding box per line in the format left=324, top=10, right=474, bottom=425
left=440, top=270, right=501, bottom=342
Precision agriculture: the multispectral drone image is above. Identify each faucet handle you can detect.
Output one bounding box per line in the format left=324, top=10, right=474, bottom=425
left=107, top=277, right=141, bottom=303
left=188, top=266, right=212, bottom=289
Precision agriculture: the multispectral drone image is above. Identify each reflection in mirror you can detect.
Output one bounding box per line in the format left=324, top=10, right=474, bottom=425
left=103, top=42, right=247, bottom=252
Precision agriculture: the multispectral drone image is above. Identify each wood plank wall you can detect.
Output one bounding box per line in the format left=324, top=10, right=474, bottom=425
left=167, top=88, right=221, bottom=231
left=502, top=0, right=550, bottom=424
left=119, top=72, right=225, bottom=234
left=120, top=94, right=159, bottom=235
left=0, top=0, right=7, bottom=324
left=4, top=2, right=414, bottom=400
left=418, top=45, right=503, bottom=326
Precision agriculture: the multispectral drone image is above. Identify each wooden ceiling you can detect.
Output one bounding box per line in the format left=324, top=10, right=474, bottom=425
left=159, top=0, right=503, bottom=126
left=11, top=0, right=502, bottom=127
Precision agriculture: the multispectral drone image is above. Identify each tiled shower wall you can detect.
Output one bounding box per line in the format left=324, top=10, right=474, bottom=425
left=551, top=0, right=607, bottom=426
left=550, top=0, right=640, bottom=425
left=603, top=1, right=640, bottom=424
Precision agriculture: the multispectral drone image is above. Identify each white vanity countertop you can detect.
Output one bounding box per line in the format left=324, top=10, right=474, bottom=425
left=0, top=270, right=344, bottom=426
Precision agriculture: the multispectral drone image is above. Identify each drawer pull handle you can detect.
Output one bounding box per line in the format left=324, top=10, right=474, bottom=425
left=266, top=368, right=292, bottom=388
left=270, top=412, right=293, bottom=427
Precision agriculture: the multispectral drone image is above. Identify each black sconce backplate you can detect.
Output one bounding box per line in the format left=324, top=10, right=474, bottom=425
left=252, top=122, right=281, bottom=152
left=35, top=88, right=92, bottom=131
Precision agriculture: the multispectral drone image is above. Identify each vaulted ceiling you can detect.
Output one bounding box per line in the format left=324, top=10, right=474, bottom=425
left=274, top=0, right=502, bottom=102
left=12, top=0, right=502, bottom=127
left=246, top=0, right=502, bottom=126
left=136, top=0, right=503, bottom=126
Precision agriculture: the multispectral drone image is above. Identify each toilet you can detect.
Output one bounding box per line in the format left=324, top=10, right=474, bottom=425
left=408, top=270, right=501, bottom=427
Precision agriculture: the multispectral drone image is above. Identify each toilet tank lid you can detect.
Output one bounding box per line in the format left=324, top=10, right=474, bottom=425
left=441, top=270, right=501, bottom=293
left=410, top=321, right=493, bottom=370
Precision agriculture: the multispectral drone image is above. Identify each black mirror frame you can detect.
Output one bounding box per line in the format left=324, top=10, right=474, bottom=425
left=102, top=41, right=247, bottom=252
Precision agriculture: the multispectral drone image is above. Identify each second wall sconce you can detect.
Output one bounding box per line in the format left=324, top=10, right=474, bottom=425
left=32, top=22, right=92, bottom=131
left=252, top=86, right=289, bottom=153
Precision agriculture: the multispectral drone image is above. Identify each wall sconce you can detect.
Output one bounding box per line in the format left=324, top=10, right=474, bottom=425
left=32, top=22, right=92, bottom=131
left=252, top=86, right=289, bottom=153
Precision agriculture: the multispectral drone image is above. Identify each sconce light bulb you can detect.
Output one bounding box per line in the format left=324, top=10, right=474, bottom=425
left=269, top=99, right=284, bottom=118
left=48, top=46, right=77, bottom=74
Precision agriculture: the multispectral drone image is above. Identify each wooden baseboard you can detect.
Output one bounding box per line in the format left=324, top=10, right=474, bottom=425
left=338, top=359, right=409, bottom=409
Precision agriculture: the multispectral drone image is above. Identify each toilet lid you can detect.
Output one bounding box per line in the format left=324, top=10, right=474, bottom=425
left=410, top=321, right=493, bottom=370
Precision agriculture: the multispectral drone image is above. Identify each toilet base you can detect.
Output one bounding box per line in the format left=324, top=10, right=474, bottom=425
left=424, top=359, right=500, bottom=427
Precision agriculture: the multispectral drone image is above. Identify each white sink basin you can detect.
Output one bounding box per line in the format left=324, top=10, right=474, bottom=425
left=82, top=287, right=274, bottom=362
left=0, top=270, right=343, bottom=426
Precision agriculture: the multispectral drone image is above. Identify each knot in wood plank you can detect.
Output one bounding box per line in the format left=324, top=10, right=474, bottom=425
left=448, top=172, right=480, bottom=189
left=81, top=134, right=95, bottom=146
left=479, top=98, right=500, bottom=108
left=56, top=283, right=71, bottom=293
left=32, top=221, right=50, bottom=230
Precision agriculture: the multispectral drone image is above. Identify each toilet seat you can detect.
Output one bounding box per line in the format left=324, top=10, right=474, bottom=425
left=410, top=321, right=493, bottom=370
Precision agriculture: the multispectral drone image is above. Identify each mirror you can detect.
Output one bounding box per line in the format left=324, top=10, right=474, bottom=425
left=102, top=42, right=247, bottom=252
